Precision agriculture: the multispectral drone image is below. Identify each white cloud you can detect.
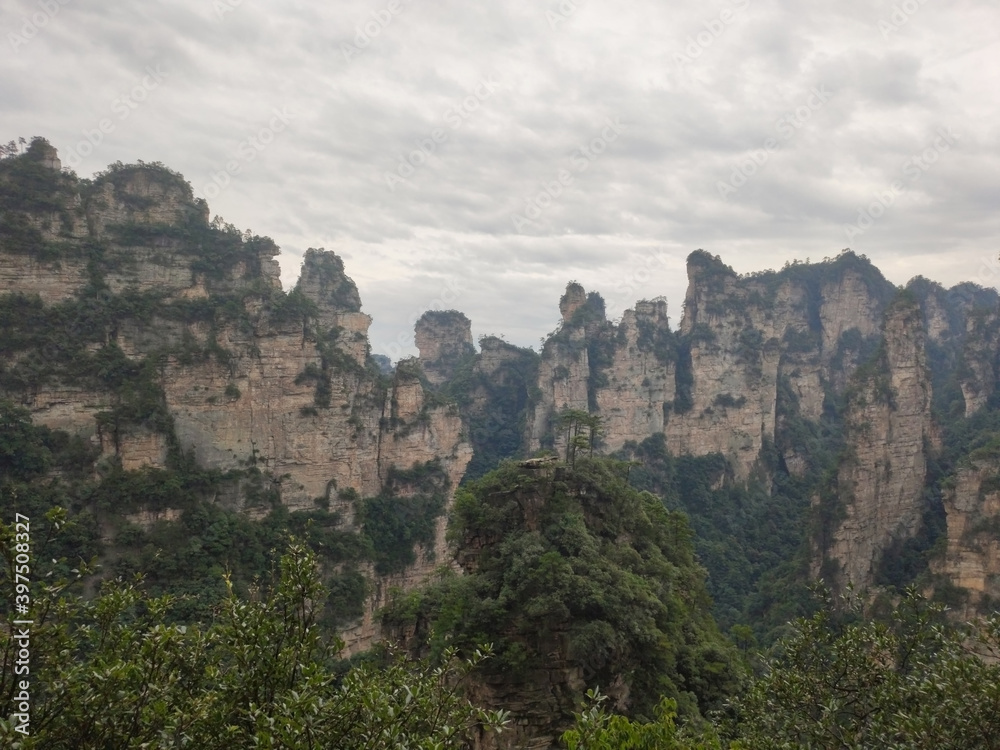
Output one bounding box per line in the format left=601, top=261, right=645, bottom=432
left=2, top=0, right=998, bottom=358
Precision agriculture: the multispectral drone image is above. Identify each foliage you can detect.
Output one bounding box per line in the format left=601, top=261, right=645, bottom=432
left=636, top=315, right=678, bottom=366
left=358, top=460, right=450, bottom=575
left=0, top=138, right=77, bottom=222
left=439, top=337, right=539, bottom=481
left=728, top=589, right=1000, bottom=749
left=0, top=401, right=54, bottom=482
left=621, top=435, right=820, bottom=640
left=557, top=409, right=602, bottom=467
left=386, top=458, right=738, bottom=722
left=0, top=536, right=509, bottom=748
left=563, top=689, right=724, bottom=750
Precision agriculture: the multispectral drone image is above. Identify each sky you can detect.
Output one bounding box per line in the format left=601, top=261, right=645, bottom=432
left=2, top=0, right=999, bottom=359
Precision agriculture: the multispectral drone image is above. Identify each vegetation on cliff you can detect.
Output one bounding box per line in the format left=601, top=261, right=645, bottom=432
left=437, top=336, right=539, bottom=481
left=0, top=145, right=464, bottom=630
left=0, top=398, right=460, bottom=627
left=6, top=143, right=1000, bottom=747
left=0, top=535, right=509, bottom=748
left=384, top=457, right=739, bottom=725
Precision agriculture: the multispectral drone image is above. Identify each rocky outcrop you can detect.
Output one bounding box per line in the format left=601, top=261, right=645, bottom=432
left=3, top=153, right=469, bottom=508
left=559, top=282, right=588, bottom=320
left=0, top=147, right=471, bottom=653
left=818, top=293, right=940, bottom=590
left=527, top=286, right=601, bottom=457
left=959, top=309, right=1000, bottom=417
left=0, top=253, right=90, bottom=305
left=594, top=299, right=674, bottom=451
left=528, top=251, right=896, bottom=479
left=294, top=248, right=371, bottom=367
left=930, top=449, right=1000, bottom=619
left=415, top=310, right=475, bottom=386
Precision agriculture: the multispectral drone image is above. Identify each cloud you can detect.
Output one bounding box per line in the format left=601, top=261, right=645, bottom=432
left=2, top=0, right=998, bottom=358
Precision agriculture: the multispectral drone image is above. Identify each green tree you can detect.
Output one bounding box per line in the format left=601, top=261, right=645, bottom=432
left=0, top=526, right=508, bottom=748
left=558, top=409, right=603, bottom=468
left=729, top=589, right=1000, bottom=749
left=562, top=689, right=724, bottom=749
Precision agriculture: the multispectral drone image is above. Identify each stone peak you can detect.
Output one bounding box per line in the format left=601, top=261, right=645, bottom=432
left=634, top=296, right=668, bottom=323
left=296, top=248, right=362, bottom=313
left=26, top=137, right=61, bottom=171
left=414, top=310, right=474, bottom=386
left=559, top=282, right=588, bottom=322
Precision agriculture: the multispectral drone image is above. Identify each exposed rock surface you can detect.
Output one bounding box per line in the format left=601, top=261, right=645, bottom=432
left=518, top=254, right=1000, bottom=603
left=931, top=450, right=1000, bottom=619
left=0, top=147, right=470, bottom=653
left=820, top=295, right=940, bottom=590
left=959, top=309, right=1000, bottom=417
left=528, top=251, right=897, bottom=479
left=415, top=309, right=475, bottom=386
left=594, top=300, right=674, bottom=450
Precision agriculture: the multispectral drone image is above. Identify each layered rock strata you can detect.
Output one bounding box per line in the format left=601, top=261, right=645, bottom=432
left=820, top=295, right=940, bottom=589
left=931, top=450, right=1000, bottom=619
left=528, top=251, right=897, bottom=479
left=0, top=145, right=471, bottom=651
left=415, top=309, right=476, bottom=386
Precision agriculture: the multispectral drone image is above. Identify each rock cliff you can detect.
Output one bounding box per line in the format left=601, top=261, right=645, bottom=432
left=519, top=252, right=1000, bottom=599
left=0, top=141, right=470, bottom=651
left=528, top=251, right=896, bottom=479
left=7, top=138, right=1000, bottom=651
left=816, top=293, right=940, bottom=590
left=930, top=446, right=1000, bottom=619
left=415, top=309, right=475, bottom=386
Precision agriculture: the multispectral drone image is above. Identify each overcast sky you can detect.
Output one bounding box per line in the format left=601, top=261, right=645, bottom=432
left=3, top=0, right=998, bottom=358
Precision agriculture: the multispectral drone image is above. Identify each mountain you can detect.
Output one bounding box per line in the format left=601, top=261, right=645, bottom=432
left=4, top=138, right=1000, bottom=698
left=416, top=247, right=1000, bottom=632
left=0, top=138, right=470, bottom=651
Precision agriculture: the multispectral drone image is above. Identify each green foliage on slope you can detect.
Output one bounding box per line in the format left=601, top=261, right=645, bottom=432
left=384, top=458, right=738, bottom=722
left=0, top=536, right=509, bottom=749
left=619, top=434, right=830, bottom=641
left=438, top=336, right=539, bottom=481
left=727, top=590, right=1000, bottom=749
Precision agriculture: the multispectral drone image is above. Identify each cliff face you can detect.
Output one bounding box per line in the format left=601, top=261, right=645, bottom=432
left=0, top=144, right=470, bottom=650
left=959, top=309, right=1000, bottom=418
left=528, top=251, right=895, bottom=479
left=5, top=168, right=467, bottom=510
left=930, top=449, right=1000, bottom=619
left=818, top=295, right=940, bottom=590
left=594, top=300, right=675, bottom=450
left=415, top=309, right=475, bottom=386
left=518, top=253, right=1000, bottom=602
